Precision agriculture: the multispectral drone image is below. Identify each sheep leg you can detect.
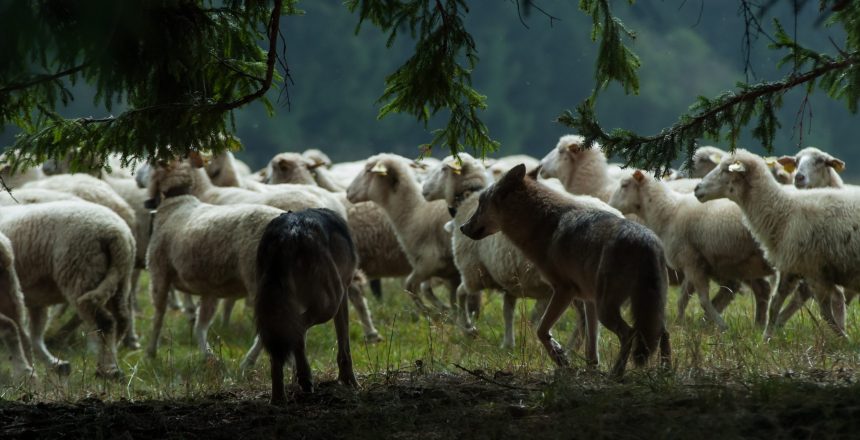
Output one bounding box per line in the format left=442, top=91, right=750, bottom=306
left=530, top=298, right=548, bottom=325
left=676, top=280, right=695, bottom=322
left=691, top=273, right=728, bottom=331
left=710, top=280, right=740, bottom=314
left=220, top=298, right=236, bottom=327
left=129, top=268, right=142, bottom=314
left=182, top=292, right=197, bottom=320
left=567, top=300, right=587, bottom=352
left=764, top=273, right=801, bottom=337
left=333, top=296, right=358, bottom=388
left=240, top=336, right=264, bottom=370
left=455, top=283, right=478, bottom=337
left=0, top=313, right=33, bottom=377
left=536, top=287, right=574, bottom=367
left=28, top=306, right=70, bottom=375
left=74, top=296, right=121, bottom=378
left=420, top=282, right=450, bottom=313
left=501, top=293, right=516, bottom=349
left=816, top=285, right=847, bottom=337
left=146, top=276, right=171, bottom=358
left=403, top=274, right=432, bottom=316
left=194, top=296, right=219, bottom=357
left=108, top=285, right=139, bottom=351
left=347, top=282, right=381, bottom=343
left=746, top=278, right=772, bottom=328
left=775, top=281, right=811, bottom=328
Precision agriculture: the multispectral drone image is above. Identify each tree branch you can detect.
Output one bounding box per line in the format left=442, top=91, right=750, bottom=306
left=0, top=63, right=88, bottom=94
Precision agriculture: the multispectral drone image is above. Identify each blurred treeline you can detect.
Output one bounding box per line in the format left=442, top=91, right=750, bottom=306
left=2, top=1, right=855, bottom=176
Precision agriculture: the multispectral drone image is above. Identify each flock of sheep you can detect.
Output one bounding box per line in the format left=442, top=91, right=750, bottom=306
left=0, top=135, right=857, bottom=402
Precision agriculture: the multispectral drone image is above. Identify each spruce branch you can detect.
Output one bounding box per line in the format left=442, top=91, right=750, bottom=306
left=0, top=63, right=89, bottom=94
left=559, top=53, right=860, bottom=173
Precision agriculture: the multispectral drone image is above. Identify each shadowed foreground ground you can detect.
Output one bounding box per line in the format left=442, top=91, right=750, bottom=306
left=3, top=371, right=860, bottom=439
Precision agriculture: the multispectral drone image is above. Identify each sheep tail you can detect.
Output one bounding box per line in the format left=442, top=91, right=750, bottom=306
left=630, top=244, right=668, bottom=366
left=76, top=229, right=135, bottom=307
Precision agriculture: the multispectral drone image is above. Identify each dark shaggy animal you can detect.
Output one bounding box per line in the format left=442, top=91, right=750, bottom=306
left=460, top=164, right=671, bottom=378
left=255, top=208, right=359, bottom=404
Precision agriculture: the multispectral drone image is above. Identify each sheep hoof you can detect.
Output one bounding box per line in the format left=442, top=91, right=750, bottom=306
left=53, top=361, right=72, bottom=376
left=364, top=333, right=383, bottom=344
left=464, top=326, right=479, bottom=338
left=96, top=367, right=124, bottom=380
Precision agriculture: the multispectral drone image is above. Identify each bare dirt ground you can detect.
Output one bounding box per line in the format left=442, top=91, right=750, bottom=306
left=3, top=370, right=860, bottom=439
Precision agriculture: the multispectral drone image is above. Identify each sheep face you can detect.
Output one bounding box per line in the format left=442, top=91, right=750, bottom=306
left=689, top=146, right=727, bottom=178
left=539, top=134, right=595, bottom=181
left=302, top=149, right=332, bottom=169
left=608, top=171, right=647, bottom=215
left=695, top=155, right=755, bottom=203
left=460, top=164, right=526, bottom=240
left=267, top=153, right=317, bottom=185
left=421, top=154, right=488, bottom=203
left=346, top=156, right=404, bottom=204
left=778, top=147, right=844, bottom=189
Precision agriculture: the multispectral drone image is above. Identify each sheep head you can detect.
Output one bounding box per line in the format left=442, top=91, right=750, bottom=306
left=695, top=151, right=764, bottom=203
left=609, top=170, right=647, bottom=215
left=779, top=147, right=845, bottom=189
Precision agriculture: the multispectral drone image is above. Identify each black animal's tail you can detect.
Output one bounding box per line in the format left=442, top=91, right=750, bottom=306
left=630, top=239, right=668, bottom=366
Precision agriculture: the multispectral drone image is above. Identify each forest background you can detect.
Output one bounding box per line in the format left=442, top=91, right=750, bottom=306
left=3, top=1, right=854, bottom=176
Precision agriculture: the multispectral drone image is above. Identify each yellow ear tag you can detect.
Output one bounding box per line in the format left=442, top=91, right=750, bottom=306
left=371, top=162, right=388, bottom=176
left=447, top=162, right=462, bottom=175
left=728, top=161, right=746, bottom=173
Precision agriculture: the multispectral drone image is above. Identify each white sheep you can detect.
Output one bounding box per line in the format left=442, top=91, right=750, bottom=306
left=778, top=146, right=848, bottom=189
left=690, top=145, right=792, bottom=184
left=694, top=150, right=860, bottom=337
left=0, top=231, right=33, bottom=377
left=22, top=174, right=137, bottom=233
left=609, top=171, right=778, bottom=330
left=347, top=153, right=460, bottom=314
left=205, top=152, right=270, bottom=192
left=199, top=155, right=380, bottom=340
left=540, top=134, right=699, bottom=200
left=145, top=158, right=289, bottom=360
left=0, top=200, right=136, bottom=376
left=485, top=154, right=540, bottom=182
left=0, top=161, right=44, bottom=189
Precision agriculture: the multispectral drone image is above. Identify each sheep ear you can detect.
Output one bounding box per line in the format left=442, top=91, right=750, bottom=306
left=306, top=159, right=325, bottom=170
left=188, top=152, right=205, bottom=168
left=727, top=161, right=746, bottom=173
left=632, top=170, right=646, bottom=182
left=446, top=161, right=462, bottom=175
left=708, top=153, right=723, bottom=164
left=277, top=158, right=290, bottom=171
left=828, top=158, right=845, bottom=173
left=777, top=156, right=796, bottom=173
left=566, top=142, right=580, bottom=152
left=370, top=162, right=388, bottom=176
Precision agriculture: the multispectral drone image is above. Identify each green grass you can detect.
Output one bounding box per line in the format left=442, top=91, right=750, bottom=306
left=2, top=274, right=860, bottom=402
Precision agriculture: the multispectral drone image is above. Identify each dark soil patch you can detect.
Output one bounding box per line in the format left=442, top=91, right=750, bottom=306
left=3, top=372, right=860, bottom=439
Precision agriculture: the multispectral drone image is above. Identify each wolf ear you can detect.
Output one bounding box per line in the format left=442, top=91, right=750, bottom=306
left=501, top=163, right=527, bottom=184
left=526, top=164, right=541, bottom=180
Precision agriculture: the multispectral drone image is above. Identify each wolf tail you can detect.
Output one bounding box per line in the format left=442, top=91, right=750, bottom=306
left=630, top=240, right=668, bottom=366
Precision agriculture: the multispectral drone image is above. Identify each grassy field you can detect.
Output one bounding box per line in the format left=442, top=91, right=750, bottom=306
left=3, top=275, right=860, bottom=438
